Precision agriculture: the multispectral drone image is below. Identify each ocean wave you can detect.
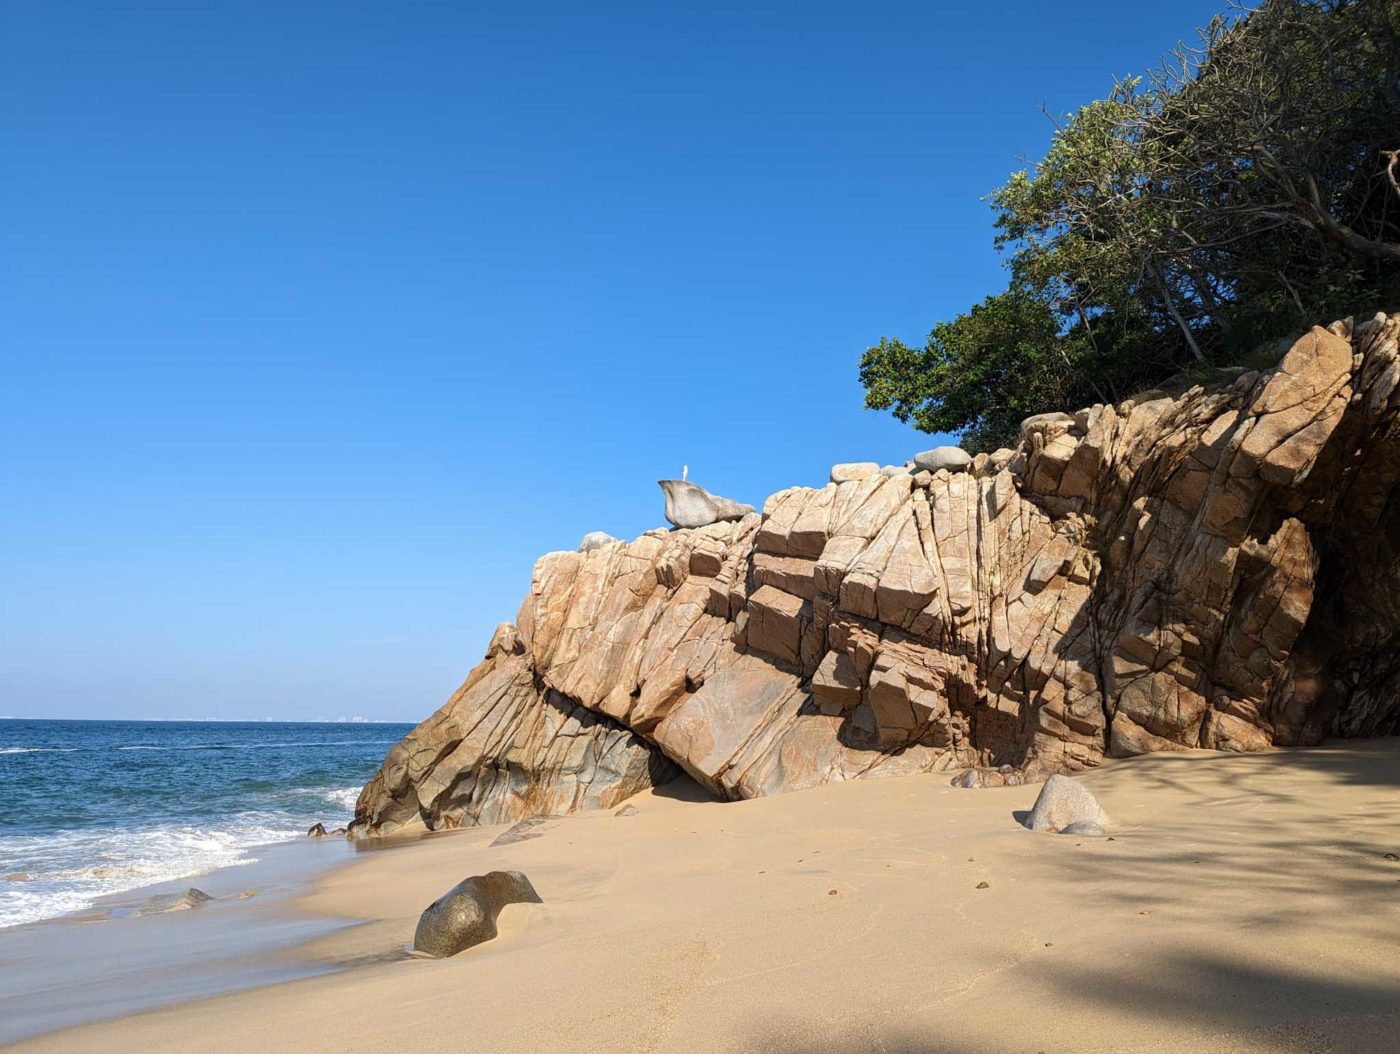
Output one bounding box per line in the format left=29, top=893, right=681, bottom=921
left=322, top=787, right=361, bottom=809
left=0, top=826, right=272, bottom=928
left=0, top=788, right=364, bottom=929
left=0, top=747, right=80, bottom=755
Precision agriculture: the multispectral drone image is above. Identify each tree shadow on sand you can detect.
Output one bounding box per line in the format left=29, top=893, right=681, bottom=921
left=749, top=741, right=1400, bottom=1052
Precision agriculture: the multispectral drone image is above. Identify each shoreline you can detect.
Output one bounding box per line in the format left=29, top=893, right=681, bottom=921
left=0, top=833, right=373, bottom=1045
left=10, top=740, right=1400, bottom=1052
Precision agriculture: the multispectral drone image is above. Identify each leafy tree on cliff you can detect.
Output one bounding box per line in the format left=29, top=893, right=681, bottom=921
left=862, top=0, right=1400, bottom=451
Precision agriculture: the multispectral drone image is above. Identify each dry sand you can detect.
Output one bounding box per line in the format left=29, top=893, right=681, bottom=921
left=13, top=740, right=1400, bottom=1053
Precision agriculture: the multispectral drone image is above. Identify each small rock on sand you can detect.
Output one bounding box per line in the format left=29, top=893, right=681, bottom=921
left=491, top=817, right=552, bottom=847
left=134, top=888, right=213, bottom=916
left=614, top=805, right=638, bottom=817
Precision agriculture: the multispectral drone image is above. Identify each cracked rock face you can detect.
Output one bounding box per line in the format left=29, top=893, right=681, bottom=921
left=352, top=314, right=1400, bottom=837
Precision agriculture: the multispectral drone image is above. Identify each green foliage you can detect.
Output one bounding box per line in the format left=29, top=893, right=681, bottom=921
left=864, top=0, right=1400, bottom=451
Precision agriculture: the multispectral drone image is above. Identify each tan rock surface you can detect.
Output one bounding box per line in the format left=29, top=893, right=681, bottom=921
left=353, top=313, right=1400, bottom=836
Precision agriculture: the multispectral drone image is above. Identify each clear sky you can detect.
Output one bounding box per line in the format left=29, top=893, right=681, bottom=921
left=1, top=1, right=1228, bottom=721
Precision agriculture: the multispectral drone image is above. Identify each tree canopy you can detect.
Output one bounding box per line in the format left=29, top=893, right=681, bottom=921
left=862, top=0, right=1400, bottom=451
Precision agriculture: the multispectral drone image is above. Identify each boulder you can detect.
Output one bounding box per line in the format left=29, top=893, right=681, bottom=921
left=579, top=531, right=620, bottom=552
left=658, top=479, right=755, bottom=529
left=1020, top=411, right=1077, bottom=435
left=412, top=870, right=542, bottom=958
left=913, top=446, right=972, bottom=474
left=306, top=822, right=327, bottom=838
left=490, top=817, right=552, bottom=847
left=1060, top=820, right=1106, bottom=837
left=950, top=768, right=1021, bottom=788
left=134, top=888, right=213, bottom=916
left=830, top=462, right=879, bottom=483
left=1023, top=775, right=1109, bottom=833
left=485, top=622, right=524, bottom=659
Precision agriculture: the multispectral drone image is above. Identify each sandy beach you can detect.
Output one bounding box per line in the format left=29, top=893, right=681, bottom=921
left=8, top=739, right=1398, bottom=1053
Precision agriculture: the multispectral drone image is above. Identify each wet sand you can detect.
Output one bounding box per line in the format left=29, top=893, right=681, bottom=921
left=0, top=836, right=363, bottom=1045
left=10, top=740, right=1400, bottom=1053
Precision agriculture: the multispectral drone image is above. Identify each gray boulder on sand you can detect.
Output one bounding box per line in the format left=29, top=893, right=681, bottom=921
left=134, top=888, right=213, bottom=916
left=1023, top=775, right=1110, bottom=833
left=658, top=479, right=755, bottom=529
left=913, top=446, right=972, bottom=474
left=579, top=531, right=620, bottom=552
left=413, top=870, right=542, bottom=958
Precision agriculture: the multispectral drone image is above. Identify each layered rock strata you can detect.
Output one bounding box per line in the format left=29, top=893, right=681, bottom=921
left=353, top=313, right=1400, bottom=837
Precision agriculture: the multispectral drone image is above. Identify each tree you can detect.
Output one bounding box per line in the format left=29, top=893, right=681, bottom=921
left=864, top=0, right=1400, bottom=452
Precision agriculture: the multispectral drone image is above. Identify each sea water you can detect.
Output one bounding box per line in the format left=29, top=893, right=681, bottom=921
left=0, top=718, right=411, bottom=927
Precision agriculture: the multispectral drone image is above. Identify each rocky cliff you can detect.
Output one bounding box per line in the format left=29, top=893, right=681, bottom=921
left=352, top=313, right=1400, bottom=837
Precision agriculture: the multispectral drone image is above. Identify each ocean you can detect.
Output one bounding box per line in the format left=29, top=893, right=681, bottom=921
left=0, top=718, right=412, bottom=928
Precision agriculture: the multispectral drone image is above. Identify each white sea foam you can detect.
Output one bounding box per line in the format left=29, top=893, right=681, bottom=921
left=0, top=801, right=363, bottom=929
left=323, top=787, right=361, bottom=809
left=0, top=748, right=80, bottom=755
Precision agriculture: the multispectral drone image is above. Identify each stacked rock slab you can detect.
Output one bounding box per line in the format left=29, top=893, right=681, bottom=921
left=352, top=314, right=1400, bottom=837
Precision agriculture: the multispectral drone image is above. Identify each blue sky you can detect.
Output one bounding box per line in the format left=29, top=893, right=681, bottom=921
left=1, top=1, right=1228, bottom=721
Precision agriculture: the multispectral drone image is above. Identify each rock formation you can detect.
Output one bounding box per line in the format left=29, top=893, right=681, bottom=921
left=578, top=531, right=620, bottom=552
left=913, top=446, right=972, bottom=473
left=490, top=817, right=551, bottom=846
left=658, top=479, right=756, bottom=529
left=831, top=462, right=881, bottom=483
left=353, top=313, right=1400, bottom=838
left=1022, top=775, right=1109, bottom=833
left=412, top=870, right=542, bottom=958
left=133, top=888, right=213, bottom=916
